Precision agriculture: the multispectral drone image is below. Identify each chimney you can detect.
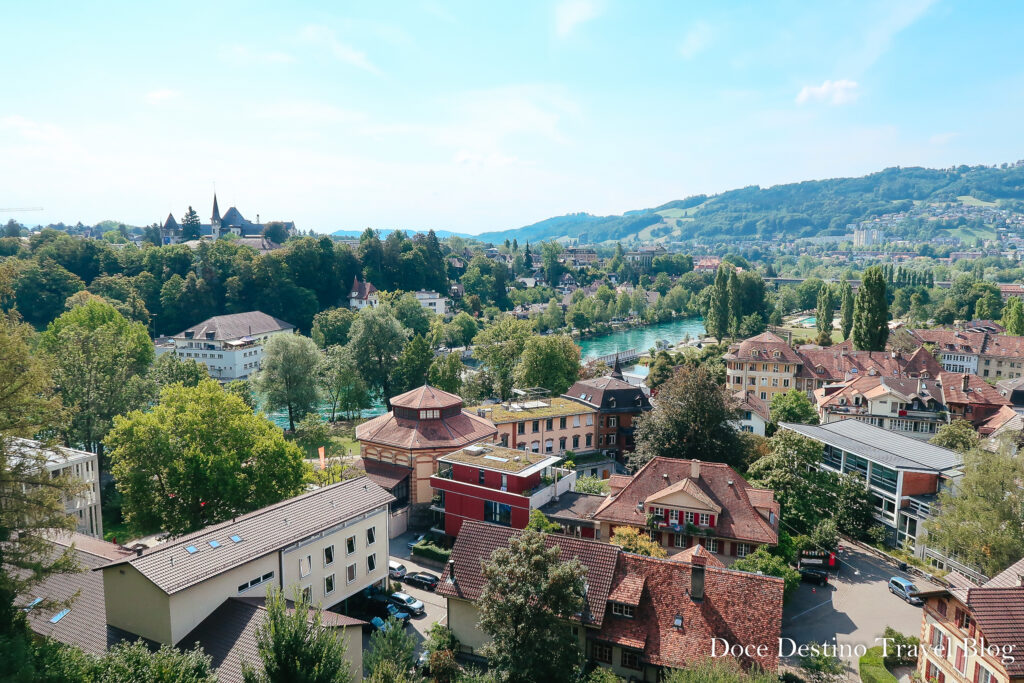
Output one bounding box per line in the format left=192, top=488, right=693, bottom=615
left=135, top=547, right=143, bottom=557
left=690, top=460, right=700, bottom=479
left=962, top=374, right=969, bottom=391
left=691, top=560, right=705, bottom=601
left=447, top=559, right=456, bottom=584
left=1018, top=574, right=1024, bottom=588
left=662, top=473, right=670, bottom=485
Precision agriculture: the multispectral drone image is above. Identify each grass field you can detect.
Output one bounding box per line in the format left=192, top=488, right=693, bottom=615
left=957, top=195, right=998, bottom=207
left=943, top=224, right=996, bottom=243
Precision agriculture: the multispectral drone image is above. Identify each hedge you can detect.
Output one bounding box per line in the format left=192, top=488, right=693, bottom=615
left=412, top=541, right=451, bottom=564
left=859, top=647, right=898, bottom=683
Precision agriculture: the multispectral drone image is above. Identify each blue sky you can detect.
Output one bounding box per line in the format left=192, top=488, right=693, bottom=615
left=2, top=0, right=1022, bottom=234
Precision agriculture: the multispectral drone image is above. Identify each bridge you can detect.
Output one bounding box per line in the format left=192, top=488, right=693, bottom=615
left=590, top=349, right=640, bottom=366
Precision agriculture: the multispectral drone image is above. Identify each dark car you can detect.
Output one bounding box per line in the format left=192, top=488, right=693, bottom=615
left=404, top=572, right=440, bottom=591
left=799, top=568, right=829, bottom=585
left=369, top=594, right=411, bottom=623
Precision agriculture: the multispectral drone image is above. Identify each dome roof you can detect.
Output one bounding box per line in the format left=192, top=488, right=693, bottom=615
left=389, top=384, right=463, bottom=410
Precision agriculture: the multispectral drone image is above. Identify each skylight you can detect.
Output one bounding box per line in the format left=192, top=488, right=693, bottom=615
left=24, top=597, right=42, bottom=612
left=230, top=534, right=242, bottom=543
left=186, top=545, right=198, bottom=554
left=209, top=540, right=220, bottom=549
left=50, top=609, right=70, bottom=623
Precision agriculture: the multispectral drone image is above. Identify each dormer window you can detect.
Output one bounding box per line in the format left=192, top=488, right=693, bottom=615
left=419, top=409, right=440, bottom=420
left=773, top=350, right=780, bottom=358
left=608, top=398, right=616, bottom=408
left=751, top=350, right=759, bottom=357
left=610, top=603, right=635, bottom=618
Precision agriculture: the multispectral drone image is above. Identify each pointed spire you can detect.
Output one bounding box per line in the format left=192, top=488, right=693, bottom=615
left=212, top=193, right=221, bottom=222
left=611, top=354, right=623, bottom=380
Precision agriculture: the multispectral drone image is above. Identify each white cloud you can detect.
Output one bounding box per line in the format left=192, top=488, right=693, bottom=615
left=555, top=0, right=602, bottom=37
left=929, top=131, right=959, bottom=146
left=221, top=45, right=296, bottom=65
left=300, top=25, right=380, bottom=74
left=145, top=88, right=181, bottom=104
left=678, top=21, right=713, bottom=59
left=795, top=79, right=859, bottom=105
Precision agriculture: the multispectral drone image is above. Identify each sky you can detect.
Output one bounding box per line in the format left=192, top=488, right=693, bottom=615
left=2, top=0, right=1023, bottom=235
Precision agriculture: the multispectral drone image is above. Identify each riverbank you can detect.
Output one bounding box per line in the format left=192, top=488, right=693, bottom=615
left=576, top=316, right=706, bottom=361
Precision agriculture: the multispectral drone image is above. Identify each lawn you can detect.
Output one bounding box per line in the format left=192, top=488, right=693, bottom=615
left=957, top=195, right=997, bottom=207
left=858, top=646, right=897, bottom=683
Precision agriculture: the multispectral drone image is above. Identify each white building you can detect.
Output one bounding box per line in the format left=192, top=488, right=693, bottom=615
left=349, top=276, right=379, bottom=310
left=414, top=290, right=447, bottom=316
left=733, top=391, right=770, bottom=436
left=160, top=311, right=295, bottom=381
left=7, top=437, right=102, bottom=538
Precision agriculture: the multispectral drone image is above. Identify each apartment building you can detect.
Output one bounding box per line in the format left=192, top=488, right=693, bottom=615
left=413, top=289, right=448, bottom=316
left=469, top=395, right=597, bottom=456
left=723, top=332, right=802, bottom=402
left=563, top=361, right=652, bottom=460
left=429, top=444, right=576, bottom=537
left=903, top=328, right=1024, bottom=380
left=914, top=557, right=1024, bottom=683
left=7, top=437, right=102, bottom=538
left=158, top=311, right=295, bottom=381
left=438, top=520, right=784, bottom=680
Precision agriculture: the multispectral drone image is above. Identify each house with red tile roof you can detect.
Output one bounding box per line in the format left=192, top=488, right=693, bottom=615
left=437, top=520, right=784, bottom=678
left=348, top=275, right=379, bottom=309
left=590, top=458, right=779, bottom=563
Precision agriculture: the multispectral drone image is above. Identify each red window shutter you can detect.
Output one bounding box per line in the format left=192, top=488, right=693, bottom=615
left=939, top=671, right=945, bottom=683
left=729, top=542, right=736, bottom=556
left=708, top=514, right=715, bottom=526
left=956, top=646, right=965, bottom=672
left=973, top=663, right=980, bottom=683
left=968, top=622, right=976, bottom=639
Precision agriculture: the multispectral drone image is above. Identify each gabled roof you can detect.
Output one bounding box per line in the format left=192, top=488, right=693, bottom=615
left=350, top=276, right=378, bottom=300
left=593, top=458, right=778, bottom=546
left=780, top=420, right=962, bottom=472
left=734, top=390, right=770, bottom=422
left=645, top=478, right=722, bottom=514
left=978, top=405, right=1019, bottom=436
left=794, top=347, right=943, bottom=382
left=670, top=544, right=725, bottom=567
left=723, top=332, right=801, bottom=364
left=966, top=588, right=1024, bottom=675
left=173, top=311, right=294, bottom=341
left=563, top=375, right=651, bottom=413
left=984, top=556, right=1024, bottom=589
left=607, top=567, right=645, bottom=605
left=97, top=478, right=394, bottom=595
left=436, top=520, right=620, bottom=627
left=939, top=371, right=1011, bottom=407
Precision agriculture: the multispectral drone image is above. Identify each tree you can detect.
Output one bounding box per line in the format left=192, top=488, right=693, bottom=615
left=769, top=389, right=819, bottom=426
left=262, top=221, right=291, bottom=245
left=478, top=528, right=586, bottom=682
left=574, top=475, right=610, bottom=495
left=925, top=444, right=1024, bottom=577
left=346, top=307, right=407, bottom=403
left=727, top=269, right=742, bottom=338
left=10, top=259, right=85, bottom=328
left=98, top=641, right=217, bottom=682
left=444, top=312, right=478, bottom=348
left=150, top=352, right=207, bottom=388
left=39, top=299, right=154, bottom=454
left=319, top=346, right=371, bottom=421
left=387, top=292, right=434, bottom=338
left=1001, top=297, right=1024, bottom=335
left=428, top=352, right=464, bottom=395
left=816, top=284, right=833, bottom=344
left=732, top=547, right=801, bottom=599
left=226, top=379, right=256, bottom=409
left=391, top=334, right=434, bottom=394
left=840, top=280, right=854, bottom=340
left=930, top=419, right=980, bottom=454
left=514, top=335, right=580, bottom=395
left=704, top=266, right=729, bottom=341
left=662, top=657, right=779, bottom=683
left=647, top=354, right=675, bottom=389
left=105, top=379, right=305, bottom=536
left=833, top=474, right=875, bottom=539
left=364, top=617, right=417, bottom=679
left=809, top=518, right=840, bottom=553
left=181, top=206, right=201, bottom=241
left=631, top=366, right=743, bottom=470
left=746, top=430, right=835, bottom=535
left=294, top=414, right=330, bottom=458
left=254, top=334, right=322, bottom=432
left=610, top=526, right=667, bottom=558
left=472, top=317, right=533, bottom=400
left=526, top=509, right=562, bottom=533
left=852, top=266, right=889, bottom=351
left=243, top=587, right=353, bottom=683
left=311, top=308, right=356, bottom=348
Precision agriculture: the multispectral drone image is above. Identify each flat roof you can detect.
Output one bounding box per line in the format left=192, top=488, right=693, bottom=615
left=780, top=420, right=962, bottom=472
left=439, top=444, right=561, bottom=474
left=467, top=397, right=593, bottom=423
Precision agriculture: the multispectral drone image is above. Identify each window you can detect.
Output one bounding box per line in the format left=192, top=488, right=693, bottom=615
left=532, top=420, right=540, bottom=433
left=419, top=409, right=440, bottom=419
left=621, top=650, right=641, bottom=670
left=674, top=533, right=686, bottom=548
left=346, top=563, right=357, bottom=584
left=608, top=416, right=618, bottom=428
left=559, top=437, right=567, bottom=450
left=484, top=500, right=512, bottom=526
left=592, top=643, right=612, bottom=664
left=706, top=538, right=719, bottom=553
left=586, top=434, right=592, bottom=447
left=607, top=434, right=617, bottom=445
left=324, top=545, right=335, bottom=566
left=560, top=417, right=567, bottom=429
left=684, top=511, right=695, bottom=524
left=572, top=435, right=580, bottom=448
left=367, top=553, right=377, bottom=573
left=325, top=574, right=336, bottom=595
left=929, top=625, right=948, bottom=657
left=238, top=571, right=275, bottom=593
left=346, top=535, right=356, bottom=555
left=977, top=664, right=994, bottom=683
left=302, top=585, right=312, bottom=602
left=585, top=414, right=593, bottom=426
left=300, top=555, right=311, bottom=577
left=698, top=513, right=710, bottom=526
left=611, top=603, right=635, bottom=618
left=546, top=418, right=553, bottom=430
left=518, top=422, right=525, bottom=434
left=936, top=600, right=947, bottom=618
left=479, top=469, right=486, bottom=485
left=736, top=543, right=750, bottom=558
left=573, top=415, right=580, bottom=427
left=953, top=644, right=966, bottom=674
left=669, top=509, right=679, bottom=523
left=366, top=527, right=376, bottom=545
left=545, top=439, right=553, bottom=453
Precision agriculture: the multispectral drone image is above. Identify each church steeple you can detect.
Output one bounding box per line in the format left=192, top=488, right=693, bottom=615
left=211, top=194, right=221, bottom=238
left=611, top=354, right=624, bottom=380
left=212, top=194, right=221, bottom=222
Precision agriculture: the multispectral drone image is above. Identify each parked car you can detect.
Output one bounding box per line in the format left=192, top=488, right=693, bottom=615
left=369, top=616, right=393, bottom=632
left=390, top=591, right=425, bottom=615
left=404, top=572, right=440, bottom=591
left=888, top=576, right=923, bottom=606
left=407, top=533, right=427, bottom=551
left=389, top=560, right=408, bottom=580
left=799, top=568, right=829, bottom=585
left=369, top=595, right=411, bottom=623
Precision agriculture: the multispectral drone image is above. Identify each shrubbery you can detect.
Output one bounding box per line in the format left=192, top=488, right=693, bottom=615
left=412, top=541, right=451, bottom=564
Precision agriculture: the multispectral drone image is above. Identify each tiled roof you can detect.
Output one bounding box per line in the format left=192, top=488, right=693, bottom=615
left=966, top=588, right=1024, bottom=675
left=607, top=475, right=631, bottom=491
left=436, top=520, right=620, bottom=627
left=563, top=375, right=652, bottom=413
left=723, top=332, right=801, bottom=364
left=608, top=567, right=646, bottom=605
left=982, top=334, right=1024, bottom=359
left=908, top=329, right=987, bottom=355
left=734, top=390, right=770, bottom=422
left=781, top=420, right=962, bottom=472
left=978, top=405, right=1019, bottom=436
left=670, top=544, right=725, bottom=568
left=983, top=556, right=1024, bottom=588
left=173, top=311, right=294, bottom=341
left=355, top=409, right=497, bottom=450
left=97, top=478, right=394, bottom=595
left=390, top=384, right=463, bottom=410
left=592, top=553, right=783, bottom=671
left=352, top=457, right=411, bottom=490
left=795, top=347, right=942, bottom=382
left=939, top=372, right=1011, bottom=407
left=350, top=276, right=378, bottom=300
left=593, top=458, right=778, bottom=546
left=183, top=597, right=364, bottom=683
left=23, top=533, right=134, bottom=656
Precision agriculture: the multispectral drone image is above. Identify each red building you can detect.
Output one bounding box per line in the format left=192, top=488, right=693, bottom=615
left=429, top=444, right=576, bottom=537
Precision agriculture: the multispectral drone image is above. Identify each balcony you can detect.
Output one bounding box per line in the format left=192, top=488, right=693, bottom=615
left=527, top=468, right=577, bottom=510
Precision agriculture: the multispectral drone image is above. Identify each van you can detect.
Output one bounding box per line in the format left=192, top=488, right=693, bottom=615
left=888, top=576, right=923, bottom=606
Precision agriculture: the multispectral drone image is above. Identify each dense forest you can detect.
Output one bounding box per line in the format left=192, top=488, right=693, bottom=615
left=478, top=163, right=1024, bottom=243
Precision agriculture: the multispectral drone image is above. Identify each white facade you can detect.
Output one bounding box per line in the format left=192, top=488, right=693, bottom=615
left=937, top=351, right=979, bottom=375
left=165, top=312, right=296, bottom=381
left=734, top=410, right=768, bottom=436
left=349, top=290, right=379, bottom=310
left=414, top=290, right=447, bottom=316
left=9, top=438, right=102, bottom=538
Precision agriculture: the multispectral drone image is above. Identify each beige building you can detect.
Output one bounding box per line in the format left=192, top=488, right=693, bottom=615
left=469, top=396, right=597, bottom=456
left=98, top=478, right=393, bottom=681
left=7, top=437, right=102, bottom=538
left=723, top=332, right=802, bottom=402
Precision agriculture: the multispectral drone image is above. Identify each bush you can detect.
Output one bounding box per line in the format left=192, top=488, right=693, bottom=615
left=412, top=541, right=452, bottom=564
left=880, top=627, right=919, bottom=669
left=867, top=525, right=888, bottom=546
left=859, top=646, right=897, bottom=683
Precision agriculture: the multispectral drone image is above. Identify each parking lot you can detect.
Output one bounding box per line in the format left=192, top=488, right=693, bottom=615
left=782, top=544, right=938, bottom=667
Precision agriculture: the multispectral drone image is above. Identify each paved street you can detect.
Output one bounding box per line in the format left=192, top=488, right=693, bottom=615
left=782, top=544, right=938, bottom=667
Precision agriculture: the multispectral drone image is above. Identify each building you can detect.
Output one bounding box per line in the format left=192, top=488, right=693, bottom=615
left=469, top=394, right=598, bottom=456
left=564, top=247, right=598, bottom=267
left=158, top=311, right=295, bottom=381
left=589, top=458, right=779, bottom=562
left=694, top=257, right=721, bottom=273
left=414, top=289, right=448, bottom=316
left=853, top=228, right=882, bottom=247
left=624, top=245, right=666, bottom=269
left=159, top=195, right=295, bottom=245
left=794, top=346, right=943, bottom=396
left=429, top=444, right=576, bottom=537
left=902, top=329, right=983, bottom=375
left=349, top=276, right=379, bottom=310
left=903, top=328, right=1024, bottom=380
left=355, top=385, right=497, bottom=510
left=563, top=360, right=652, bottom=461
left=779, top=420, right=980, bottom=580
left=437, top=520, right=784, bottom=679
left=95, top=478, right=389, bottom=680
left=913, top=557, right=1024, bottom=683
left=723, top=332, right=804, bottom=402
left=7, top=437, right=103, bottom=538
left=996, top=375, right=1024, bottom=410
left=734, top=390, right=771, bottom=435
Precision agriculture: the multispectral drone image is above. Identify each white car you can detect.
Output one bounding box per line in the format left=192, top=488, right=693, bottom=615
left=388, top=560, right=407, bottom=579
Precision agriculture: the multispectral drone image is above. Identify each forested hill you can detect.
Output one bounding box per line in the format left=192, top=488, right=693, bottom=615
left=477, top=163, right=1024, bottom=244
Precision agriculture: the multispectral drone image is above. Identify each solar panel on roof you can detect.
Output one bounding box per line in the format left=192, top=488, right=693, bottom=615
left=50, top=609, right=70, bottom=623
left=186, top=545, right=198, bottom=554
